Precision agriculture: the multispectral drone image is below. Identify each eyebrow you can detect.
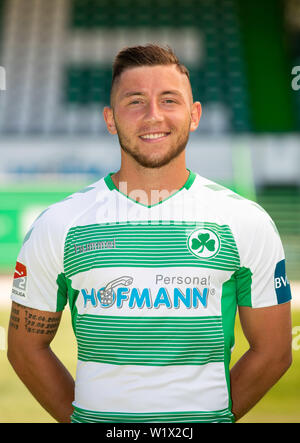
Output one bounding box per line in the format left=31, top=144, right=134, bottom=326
left=161, top=90, right=183, bottom=97
left=122, top=91, right=145, bottom=98
left=121, top=90, right=184, bottom=99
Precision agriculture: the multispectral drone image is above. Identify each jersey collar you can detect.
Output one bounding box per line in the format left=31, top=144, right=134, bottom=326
left=104, top=169, right=196, bottom=208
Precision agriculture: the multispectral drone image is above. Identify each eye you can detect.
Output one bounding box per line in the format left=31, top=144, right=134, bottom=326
left=163, top=98, right=177, bottom=104
left=129, top=99, right=143, bottom=105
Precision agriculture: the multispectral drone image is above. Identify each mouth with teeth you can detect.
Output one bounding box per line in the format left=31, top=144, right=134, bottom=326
left=139, top=132, right=170, bottom=142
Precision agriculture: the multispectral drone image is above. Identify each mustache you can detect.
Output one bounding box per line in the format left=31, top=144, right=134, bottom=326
left=137, top=127, right=173, bottom=134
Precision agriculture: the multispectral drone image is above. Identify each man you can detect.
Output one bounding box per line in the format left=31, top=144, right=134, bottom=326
left=8, top=44, right=292, bottom=423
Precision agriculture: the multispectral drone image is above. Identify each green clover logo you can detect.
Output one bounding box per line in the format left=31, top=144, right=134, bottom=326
left=187, top=228, right=220, bottom=259
left=191, top=233, right=216, bottom=253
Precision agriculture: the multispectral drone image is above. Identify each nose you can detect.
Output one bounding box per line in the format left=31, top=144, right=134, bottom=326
left=144, top=99, right=164, bottom=123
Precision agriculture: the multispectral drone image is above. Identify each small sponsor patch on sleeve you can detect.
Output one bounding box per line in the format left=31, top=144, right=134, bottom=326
left=274, top=259, right=292, bottom=304
left=12, top=261, right=27, bottom=298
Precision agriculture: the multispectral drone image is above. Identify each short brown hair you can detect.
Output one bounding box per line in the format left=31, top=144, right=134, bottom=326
left=110, top=44, right=190, bottom=102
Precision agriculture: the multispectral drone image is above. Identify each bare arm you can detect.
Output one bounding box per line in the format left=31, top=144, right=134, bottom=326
left=7, top=302, right=75, bottom=423
left=230, top=302, right=292, bottom=422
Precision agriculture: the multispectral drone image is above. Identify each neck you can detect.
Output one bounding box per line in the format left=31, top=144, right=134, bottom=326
left=111, top=153, right=189, bottom=206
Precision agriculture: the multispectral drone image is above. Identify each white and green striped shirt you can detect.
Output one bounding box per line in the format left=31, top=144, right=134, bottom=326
left=11, top=171, right=292, bottom=423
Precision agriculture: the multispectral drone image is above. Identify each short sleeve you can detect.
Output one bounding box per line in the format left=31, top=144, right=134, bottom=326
left=235, top=206, right=292, bottom=308
left=11, top=207, right=68, bottom=312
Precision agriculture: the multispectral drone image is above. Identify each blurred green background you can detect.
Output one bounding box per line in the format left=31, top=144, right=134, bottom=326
left=0, top=0, right=300, bottom=423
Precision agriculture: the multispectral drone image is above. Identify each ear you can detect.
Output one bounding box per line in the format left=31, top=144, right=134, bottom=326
left=103, top=106, right=117, bottom=135
left=190, top=101, right=202, bottom=132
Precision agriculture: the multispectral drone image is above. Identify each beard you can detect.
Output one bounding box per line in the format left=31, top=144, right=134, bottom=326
left=114, top=120, right=191, bottom=169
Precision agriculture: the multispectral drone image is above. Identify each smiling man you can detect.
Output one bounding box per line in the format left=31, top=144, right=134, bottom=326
left=103, top=46, right=201, bottom=204
left=8, top=45, right=292, bottom=424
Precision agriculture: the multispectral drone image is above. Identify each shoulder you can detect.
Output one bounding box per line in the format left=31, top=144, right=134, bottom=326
left=192, top=173, right=276, bottom=230
left=23, top=177, right=108, bottom=244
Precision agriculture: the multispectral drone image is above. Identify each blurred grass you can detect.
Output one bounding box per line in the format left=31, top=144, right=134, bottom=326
left=0, top=307, right=299, bottom=423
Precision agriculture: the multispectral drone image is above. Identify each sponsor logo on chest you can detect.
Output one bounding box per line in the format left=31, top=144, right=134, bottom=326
left=80, top=274, right=216, bottom=310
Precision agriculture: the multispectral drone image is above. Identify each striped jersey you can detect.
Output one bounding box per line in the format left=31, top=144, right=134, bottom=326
left=11, top=170, right=292, bottom=423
